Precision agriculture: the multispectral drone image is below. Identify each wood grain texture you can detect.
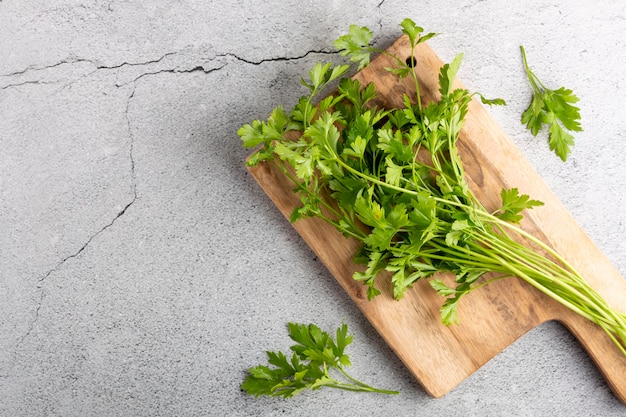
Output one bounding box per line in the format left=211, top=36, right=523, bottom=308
left=246, top=35, right=626, bottom=402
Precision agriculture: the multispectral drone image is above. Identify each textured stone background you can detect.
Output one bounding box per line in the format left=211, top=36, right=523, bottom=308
left=1, top=1, right=626, bottom=415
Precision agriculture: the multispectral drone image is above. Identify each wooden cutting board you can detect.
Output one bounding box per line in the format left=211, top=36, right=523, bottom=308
left=246, top=35, right=626, bottom=403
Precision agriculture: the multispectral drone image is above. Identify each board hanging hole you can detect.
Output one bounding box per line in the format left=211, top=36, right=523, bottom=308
left=406, top=56, right=416, bottom=68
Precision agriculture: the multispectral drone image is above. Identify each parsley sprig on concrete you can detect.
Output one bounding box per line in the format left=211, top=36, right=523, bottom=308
left=520, top=45, right=583, bottom=161
left=242, top=323, right=399, bottom=397
left=239, top=19, right=626, bottom=355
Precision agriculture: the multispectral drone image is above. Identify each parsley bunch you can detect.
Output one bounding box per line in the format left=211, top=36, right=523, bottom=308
left=240, top=20, right=626, bottom=355
left=242, top=323, right=399, bottom=397
left=520, top=45, right=582, bottom=161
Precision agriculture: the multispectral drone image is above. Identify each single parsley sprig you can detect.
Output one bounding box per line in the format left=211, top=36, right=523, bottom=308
left=520, top=45, right=582, bottom=161
left=241, top=323, right=399, bottom=398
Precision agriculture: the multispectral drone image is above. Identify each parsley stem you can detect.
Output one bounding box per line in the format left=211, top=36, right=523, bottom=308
left=335, top=367, right=400, bottom=394
left=326, top=382, right=400, bottom=394
left=469, top=231, right=626, bottom=351
left=335, top=157, right=419, bottom=196
left=520, top=45, right=546, bottom=93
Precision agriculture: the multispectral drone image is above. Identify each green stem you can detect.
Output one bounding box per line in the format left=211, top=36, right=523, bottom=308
left=336, top=158, right=419, bottom=196
left=408, top=43, right=423, bottom=114
left=482, top=212, right=587, bottom=280
left=520, top=45, right=547, bottom=93
left=336, top=367, right=400, bottom=395
left=325, top=382, right=400, bottom=394
left=496, top=255, right=626, bottom=356
left=469, top=230, right=626, bottom=351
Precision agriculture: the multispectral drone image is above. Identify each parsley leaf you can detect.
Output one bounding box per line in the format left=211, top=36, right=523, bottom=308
left=302, top=62, right=350, bottom=93
left=548, top=121, right=575, bottom=163
left=334, top=25, right=374, bottom=70
left=439, top=53, right=463, bottom=97
left=400, top=18, right=437, bottom=47
left=495, top=188, right=544, bottom=223
left=242, top=323, right=399, bottom=397
left=520, top=46, right=582, bottom=161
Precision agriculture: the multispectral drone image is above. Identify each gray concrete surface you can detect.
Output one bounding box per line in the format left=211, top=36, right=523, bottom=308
left=1, top=1, right=626, bottom=416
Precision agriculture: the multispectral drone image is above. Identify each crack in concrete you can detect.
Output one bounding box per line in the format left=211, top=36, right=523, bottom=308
left=0, top=53, right=178, bottom=90
left=15, top=195, right=138, bottom=351
left=121, top=63, right=228, bottom=86
left=8, top=45, right=338, bottom=351
left=13, top=85, right=139, bottom=352
left=222, top=48, right=336, bottom=66
left=1, top=58, right=94, bottom=78
left=95, top=52, right=178, bottom=71
left=107, top=48, right=338, bottom=87
left=2, top=46, right=334, bottom=81
left=1, top=79, right=61, bottom=90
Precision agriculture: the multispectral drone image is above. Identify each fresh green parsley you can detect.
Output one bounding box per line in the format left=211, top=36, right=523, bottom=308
left=241, top=323, right=399, bottom=398
left=520, top=45, right=583, bottom=161
left=494, top=187, right=544, bottom=224
left=240, top=20, right=626, bottom=355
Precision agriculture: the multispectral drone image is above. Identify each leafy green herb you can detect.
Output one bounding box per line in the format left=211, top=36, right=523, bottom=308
left=520, top=45, right=582, bottom=161
left=240, top=20, right=626, bottom=355
left=334, top=25, right=374, bottom=70
left=494, top=188, right=544, bottom=224
left=242, top=323, right=399, bottom=397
